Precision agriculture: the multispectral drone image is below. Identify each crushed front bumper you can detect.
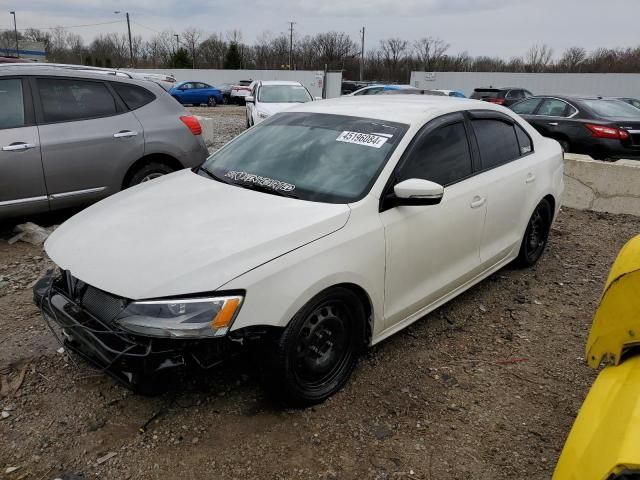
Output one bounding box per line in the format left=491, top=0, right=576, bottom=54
left=33, top=271, right=240, bottom=392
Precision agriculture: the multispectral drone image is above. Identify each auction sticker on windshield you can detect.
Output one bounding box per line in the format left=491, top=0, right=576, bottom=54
left=336, top=131, right=389, bottom=149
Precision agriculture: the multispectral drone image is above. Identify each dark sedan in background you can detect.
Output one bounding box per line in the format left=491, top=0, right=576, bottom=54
left=470, top=87, right=533, bottom=107
left=511, top=95, right=640, bottom=160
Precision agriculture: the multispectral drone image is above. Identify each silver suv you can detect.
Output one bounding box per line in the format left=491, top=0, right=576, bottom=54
left=0, top=65, right=209, bottom=219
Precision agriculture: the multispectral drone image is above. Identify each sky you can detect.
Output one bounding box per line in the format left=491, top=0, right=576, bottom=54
left=2, top=0, right=639, bottom=59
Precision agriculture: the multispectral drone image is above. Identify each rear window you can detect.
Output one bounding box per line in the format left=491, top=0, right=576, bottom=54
left=38, top=78, right=117, bottom=123
left=471, top=89, right=501, bottom=100
left=472, top=119, right=521, bottom=169
left=582, top=99, right=640, bottom=119
left=112, top=83, right=155, bottom=110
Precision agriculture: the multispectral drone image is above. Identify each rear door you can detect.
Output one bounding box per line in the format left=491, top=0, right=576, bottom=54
left=0, top=77, right=49, bottom=216
left=33, top=76, right=145, bottom=210
left=530, top=98, right=577, bottom=138
left=468, top=111, right=534, bottom=265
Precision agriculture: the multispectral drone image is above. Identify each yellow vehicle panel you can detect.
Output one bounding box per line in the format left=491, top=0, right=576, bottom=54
left=586, top=234, right=640, bottom=368
left=553, top=355, right=640, bottom=479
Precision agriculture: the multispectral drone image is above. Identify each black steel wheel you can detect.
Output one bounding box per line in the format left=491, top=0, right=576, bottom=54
left=516, top=198, right=552, bottom=267
left=267, top=287, right=365, bottom=405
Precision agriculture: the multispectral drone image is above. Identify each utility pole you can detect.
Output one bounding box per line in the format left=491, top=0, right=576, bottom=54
left=359, top=26, right=365, bottom=81
left=10, top=11, right=18, bottom=57
left=288, top=21, right=295, bottom=70
left=173, top=34, right=179, bottom=68
left=114, top=11, right=134, bottom=67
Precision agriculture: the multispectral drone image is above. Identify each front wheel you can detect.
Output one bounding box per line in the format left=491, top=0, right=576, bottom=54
left=515, top=199, right=552, bottom=267
left=207, top=96, right=217, bottom=107
left=266, top=287, right=366, bottom=406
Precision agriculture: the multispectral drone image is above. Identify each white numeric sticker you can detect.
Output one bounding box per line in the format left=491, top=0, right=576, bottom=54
left=336, top=131, right=389, bottom=148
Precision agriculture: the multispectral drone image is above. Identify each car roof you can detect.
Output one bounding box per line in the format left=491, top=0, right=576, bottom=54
left=0, top=64, right=167, bottom=92
left=474, top=87, right=524, bottom=91
left=284, top=95, right=501, bottom=125
left=258, top=80, right=303, bottom=86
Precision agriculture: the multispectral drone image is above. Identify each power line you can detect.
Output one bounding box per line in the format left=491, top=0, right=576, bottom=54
left=131, top=20, right=161, bottom=34
left=16, top=20, right=121, bottom=31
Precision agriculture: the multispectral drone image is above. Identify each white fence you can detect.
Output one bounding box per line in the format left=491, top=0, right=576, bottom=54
left=410, top=71, right=640, bottom=98
left=130, top=68, right=342, bottom=99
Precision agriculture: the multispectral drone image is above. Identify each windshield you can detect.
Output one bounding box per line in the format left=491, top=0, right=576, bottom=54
left=258, top=85, right=312, bottom=103
left=583, top=99, right=640, bottom=118
left=201, top=112, right=407, bottom=203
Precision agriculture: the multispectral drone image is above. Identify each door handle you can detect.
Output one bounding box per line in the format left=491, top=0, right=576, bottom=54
left=470, top=196, right=486, bottom=209
left=526, top=173, right=536, bottom=184
left=548, top=122, right=559, bottom=126
left=113, top=130, right=138, bottom=138
left=2, top=143, right=37, bottom=152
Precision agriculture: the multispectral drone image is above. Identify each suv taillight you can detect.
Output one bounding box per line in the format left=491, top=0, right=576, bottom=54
left=180, top=115, right=202, bottom=135
left=585, top=123, right=630, bottom=140
left=487, top=98, right=505, bottom=105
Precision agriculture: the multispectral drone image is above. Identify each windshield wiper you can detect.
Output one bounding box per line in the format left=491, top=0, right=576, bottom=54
left=236, top=182, right=299, bottom=199
left=197, top=166, right=233, bottom=185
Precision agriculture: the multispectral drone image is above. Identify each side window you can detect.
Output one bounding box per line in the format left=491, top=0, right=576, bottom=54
left=472, top=119, right=521, bottom=170
left=399, top=122, right=473, bottom=186
left=37, top=78, right=117, bottom=123
left=361, top=87, right=383, bottom=95
left=506, top=90, right=524, bottom=100
left=515, top=124, right=533, bottom=155
left=511, top=98, right=541, bottom=115
left=537, top=99, right=570, bottom=117
left=181, top=83, right=194, bottom=90
left=195, top=83, right=208, bottom=89
left=0, top=79, right=25, bottom=129
left=112, top=83, right=155, bottom=110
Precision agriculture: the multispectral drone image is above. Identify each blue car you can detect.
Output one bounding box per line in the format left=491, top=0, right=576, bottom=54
left=169, top=81, right=224, bottom=107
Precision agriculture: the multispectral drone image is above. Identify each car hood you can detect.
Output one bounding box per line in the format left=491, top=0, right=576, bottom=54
left=256, top=102, right=306, bottom=116
left=45, top=170, right=351, bottom=299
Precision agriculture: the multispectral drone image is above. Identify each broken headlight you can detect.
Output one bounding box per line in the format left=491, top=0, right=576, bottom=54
left=114, top=295, right=243, bottom=338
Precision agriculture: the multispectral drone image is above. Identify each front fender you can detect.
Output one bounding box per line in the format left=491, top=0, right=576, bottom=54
left=586, top=234, right=640, bottom=368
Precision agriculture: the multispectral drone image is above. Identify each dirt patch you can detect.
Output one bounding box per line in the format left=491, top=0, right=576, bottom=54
left=1, top=208, right=638, bottom=479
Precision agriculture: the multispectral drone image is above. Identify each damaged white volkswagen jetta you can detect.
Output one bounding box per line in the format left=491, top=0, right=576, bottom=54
left=35, top=96, right=564, bottom=404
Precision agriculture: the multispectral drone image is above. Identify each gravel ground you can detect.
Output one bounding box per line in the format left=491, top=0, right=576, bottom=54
left=1, top=107, right=639, bottom=479
left=189, top=105, right=247, bottom=151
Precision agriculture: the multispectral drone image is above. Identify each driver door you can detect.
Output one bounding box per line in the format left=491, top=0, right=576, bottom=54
left=380, top=113, right=487, bottom=328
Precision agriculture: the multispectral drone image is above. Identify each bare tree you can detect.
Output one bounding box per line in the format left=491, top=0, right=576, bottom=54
left=559, top=47, right=587, bottom=72
left=313, top=32, right=357, bottom=70
left=182, top=27, right=203, bottom=68
left=413, top=37, right=449, bottom=71
left=525, top=44, right=554, bottom=73
left=200, top=33, right=227, bottom=68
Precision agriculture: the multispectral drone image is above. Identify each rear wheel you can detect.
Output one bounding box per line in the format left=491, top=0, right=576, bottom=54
left=126, top=162, right=175, bottom=188
left=266, top=287, right=365, bottom=406
left=516, top=199, right=552, bottom=267
left=207, top=96, right=217, bottom=107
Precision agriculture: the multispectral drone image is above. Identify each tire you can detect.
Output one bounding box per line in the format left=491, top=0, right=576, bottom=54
left=515, top=198, right=552, bottom=267
left=266, top=287, right=366, bottom=406
left=125, top=162, right=175, bottom=188
left=207, top=96, right=217, bottom=107
left=246, top=115, right=251, bottom=129
left=222, top=95, right=229, bottom=105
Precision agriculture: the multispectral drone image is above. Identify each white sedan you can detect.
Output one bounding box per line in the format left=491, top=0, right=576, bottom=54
left=36, top=96, right=564, bottom=404
left=245, top=80, right=314, bottom=127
